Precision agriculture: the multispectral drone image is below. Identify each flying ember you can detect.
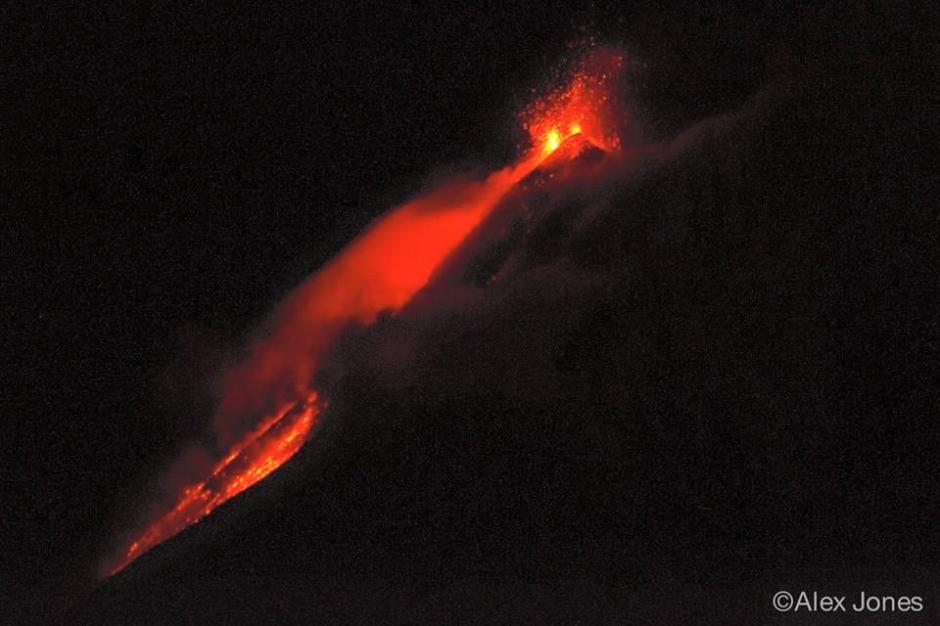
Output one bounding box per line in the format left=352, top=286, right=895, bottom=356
left=102, top=47, right=626, bottom=578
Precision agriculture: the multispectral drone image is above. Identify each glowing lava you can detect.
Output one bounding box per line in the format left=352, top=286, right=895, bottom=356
left=543, top=128, right=563, bottom=154
left=108, top=394, right=319, bottom=576
left=103, top=47, right=626, bottom=578
left=524, top=47, right=625, bottom=156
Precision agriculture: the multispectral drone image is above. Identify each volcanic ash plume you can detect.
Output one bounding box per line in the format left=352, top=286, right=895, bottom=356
left=101, top=47, right=630, bottom=578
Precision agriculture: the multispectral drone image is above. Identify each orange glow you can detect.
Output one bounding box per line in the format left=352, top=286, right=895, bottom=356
left=104, top=151, right=544, bottom=579
left=104, top=48, right=624, bottom=578
left=523, top=47, right=625, bottom=155
left=104, top=394, right=319, bottom=577
left=543, top=128, right=562, bottom=154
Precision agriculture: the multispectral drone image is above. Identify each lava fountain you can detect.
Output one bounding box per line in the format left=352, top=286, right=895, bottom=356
left=102, top=47, right=627, bottom=578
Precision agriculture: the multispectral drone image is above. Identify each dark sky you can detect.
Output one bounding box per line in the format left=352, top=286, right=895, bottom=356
left=4, top=2, right=937, bottom=622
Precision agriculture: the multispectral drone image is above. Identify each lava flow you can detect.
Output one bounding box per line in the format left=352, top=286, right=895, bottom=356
left=102, top=47, right=626, bottom=578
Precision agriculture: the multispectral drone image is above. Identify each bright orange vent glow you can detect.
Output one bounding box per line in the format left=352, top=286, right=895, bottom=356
left=524, top=47, right=625, bottom=156
left=102, top=47, right=626, bottom=578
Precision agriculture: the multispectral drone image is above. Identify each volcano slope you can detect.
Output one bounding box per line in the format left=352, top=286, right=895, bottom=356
left=74, top=48, right=937, bottom=625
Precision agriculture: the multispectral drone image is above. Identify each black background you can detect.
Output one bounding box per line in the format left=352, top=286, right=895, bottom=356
left=4, top=2, right=937, bottom=622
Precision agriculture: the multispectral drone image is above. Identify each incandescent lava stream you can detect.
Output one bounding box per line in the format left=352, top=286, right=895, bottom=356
left=102, top=49, right=626, bottom=578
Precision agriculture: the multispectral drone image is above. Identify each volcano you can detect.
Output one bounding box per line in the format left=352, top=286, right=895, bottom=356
left=95, top=47, right=628, bottom=580
left=77, top=54, right=938, bottom=618
left=21, top=17, right=935, bottom=624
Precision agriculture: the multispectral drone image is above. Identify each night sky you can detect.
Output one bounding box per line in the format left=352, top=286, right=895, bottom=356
left=4, top=3, right=937, bottom=623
